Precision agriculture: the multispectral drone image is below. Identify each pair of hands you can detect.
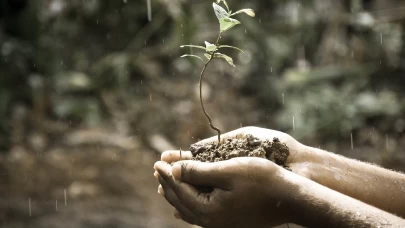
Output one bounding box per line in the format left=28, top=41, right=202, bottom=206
left=154, top=127, right=310, bottom=227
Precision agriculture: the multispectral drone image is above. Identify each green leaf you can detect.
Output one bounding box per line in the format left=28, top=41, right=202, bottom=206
left=219, top=18, right=240, bottom=32
left=213, top=3, right=229, bottom=20
left=214, top=53, right=235, bottom=67
left=216, top=0, right=229, bottom=12
left=231, top=9, right=255, bottom=17
left=218, top=45, right=244, bottom=53
left=204, top=41, right=217, bottom=52
left=181, top=54, right=206, bottom=63
left=180, top=45, right=206, bottom=50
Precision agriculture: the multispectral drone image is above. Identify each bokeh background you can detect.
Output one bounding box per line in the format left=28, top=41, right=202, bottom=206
left=0, top=0, right=404, bottom=227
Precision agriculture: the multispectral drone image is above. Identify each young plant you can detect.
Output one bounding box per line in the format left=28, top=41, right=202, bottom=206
left=180, top=0, right=255, bottom=145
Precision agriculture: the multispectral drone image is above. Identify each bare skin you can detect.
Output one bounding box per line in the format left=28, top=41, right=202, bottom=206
left=155, top=126, right=405, bottom=227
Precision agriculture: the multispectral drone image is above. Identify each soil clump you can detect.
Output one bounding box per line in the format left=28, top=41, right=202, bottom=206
left=190, top=134, right=290, bottom=167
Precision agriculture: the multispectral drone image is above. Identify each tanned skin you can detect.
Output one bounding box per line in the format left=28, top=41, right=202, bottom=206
left=154, top=127, right=405, bottom=227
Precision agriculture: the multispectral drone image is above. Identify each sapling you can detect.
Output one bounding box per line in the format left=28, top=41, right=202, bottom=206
left=181, top=0, right=255, bottom=145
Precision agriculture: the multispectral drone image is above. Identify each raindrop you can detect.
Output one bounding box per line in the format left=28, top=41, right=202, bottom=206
left=380, top=33, right=383, bottom=44
left=282, top=93, right=285, bottom=105
left=64, top=189, right=67, bottom=206
left=123, top=0, right=127, bottom=3
left=292, top=116, right=295, bottom=130
left=350, top=133, right=354, bottom=150
left=386, top=134, right=389, bottom=150
left=150, top=94, right=153, bottom=101
left=29, top=198, right=32, bottom=216
left=56, top=200, right=58, bottom=211
left=147, top=0, right=152, bottom=21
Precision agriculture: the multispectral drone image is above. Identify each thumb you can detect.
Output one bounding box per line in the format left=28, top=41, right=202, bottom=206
left=172, top=160, right=231, bottom=189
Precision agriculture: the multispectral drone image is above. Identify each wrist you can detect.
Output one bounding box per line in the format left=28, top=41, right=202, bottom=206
left=276, top=169, right=313, bottom=226
left=268, top=167, right=307, bottom=225
left=282, top=171, right=336, bottom=227
left=293, top=145, right=347, bottom=192
left=286, top=144, right=316, bottom=181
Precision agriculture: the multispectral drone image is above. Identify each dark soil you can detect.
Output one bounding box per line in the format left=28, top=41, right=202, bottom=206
left=190, top=134, right=290, bottom=167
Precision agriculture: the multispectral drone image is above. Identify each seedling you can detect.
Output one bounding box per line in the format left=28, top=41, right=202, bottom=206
left=180, top=0, right=255, bottom=145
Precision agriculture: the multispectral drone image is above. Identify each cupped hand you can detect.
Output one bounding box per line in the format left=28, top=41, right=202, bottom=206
left=161, top=127, right=310, bottom=175
left=154, top=157, right=296, bottom=228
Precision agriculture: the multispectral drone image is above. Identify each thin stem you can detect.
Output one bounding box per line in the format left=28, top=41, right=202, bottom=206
left=199, top=33, right=222, bottom=145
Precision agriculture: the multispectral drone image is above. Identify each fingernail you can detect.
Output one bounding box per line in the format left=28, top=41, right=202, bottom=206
left=158, top=185, right=164, bottom=195
left=154, top=171, right=159, bottom=179
left=172, top=163, right=182, bottom=180
left=174, top=212, right=182, bottom=220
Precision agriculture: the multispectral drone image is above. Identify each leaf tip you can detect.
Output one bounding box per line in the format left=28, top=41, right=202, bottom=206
left=246, top=9, right=255, bottom=17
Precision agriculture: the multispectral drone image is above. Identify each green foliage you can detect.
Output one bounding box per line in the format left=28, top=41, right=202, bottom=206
left=181, top=0, right=255, bottom=67
left=180, top=0, right=255, bottom=142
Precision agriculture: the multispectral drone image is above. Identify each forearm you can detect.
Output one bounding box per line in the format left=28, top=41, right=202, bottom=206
left=285, top=171, right=405, bottom=228
left=292, top=145, right=405, bottom=218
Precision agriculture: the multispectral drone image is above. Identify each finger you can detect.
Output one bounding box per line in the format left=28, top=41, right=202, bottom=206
left=155, top=161, right=208, bottom=194
left=158, top=184, right=164, bottom=196
left=173, top=209, right=199, bottom=226
left=154, top=161, right=174, bottom=183
left=156, top=163, right=210, bottom=213
left=159, top=176, right=198, bottom=225
left=171, top=160, right=231, bottom=189
left=161, top=150, right=193, bottom=163
left=173, top=209, right=182, bottom=219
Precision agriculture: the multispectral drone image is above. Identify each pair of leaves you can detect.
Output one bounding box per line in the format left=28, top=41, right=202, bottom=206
left=180, top=53, right=235, bottom=67
left=213, top=2, right=255, bottom=33
left=181, top=52, right=235, bottom=67
left=181, top=41, right=243, bottom=67
left=180, top=42, right=243, bottom=53
left=204, top=53, right=235, bottom=67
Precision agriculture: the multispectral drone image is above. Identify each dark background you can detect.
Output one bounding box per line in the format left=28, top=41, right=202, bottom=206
left=0, top=0, right=404, bottom=227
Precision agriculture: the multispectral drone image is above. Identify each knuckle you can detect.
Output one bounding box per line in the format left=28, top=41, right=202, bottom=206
left=182, top=162, right=195, bottom=179
left=187, top=163, right=198, bottom=177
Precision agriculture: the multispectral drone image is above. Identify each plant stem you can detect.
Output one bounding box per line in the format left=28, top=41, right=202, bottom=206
left=199, top=33, right=222, bottom=145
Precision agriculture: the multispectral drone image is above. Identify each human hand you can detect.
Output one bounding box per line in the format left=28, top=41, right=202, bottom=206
left=154, top=157, right=296, bottom=228
left=161, top=127, right=310, bottom=176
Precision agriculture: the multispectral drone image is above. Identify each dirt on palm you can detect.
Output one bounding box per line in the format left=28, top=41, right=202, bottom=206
left=190, top=134, right=290, bottom=167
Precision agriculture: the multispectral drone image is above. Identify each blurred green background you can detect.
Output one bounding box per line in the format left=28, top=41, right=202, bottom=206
left=0, top=0, right=404, bottom=227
